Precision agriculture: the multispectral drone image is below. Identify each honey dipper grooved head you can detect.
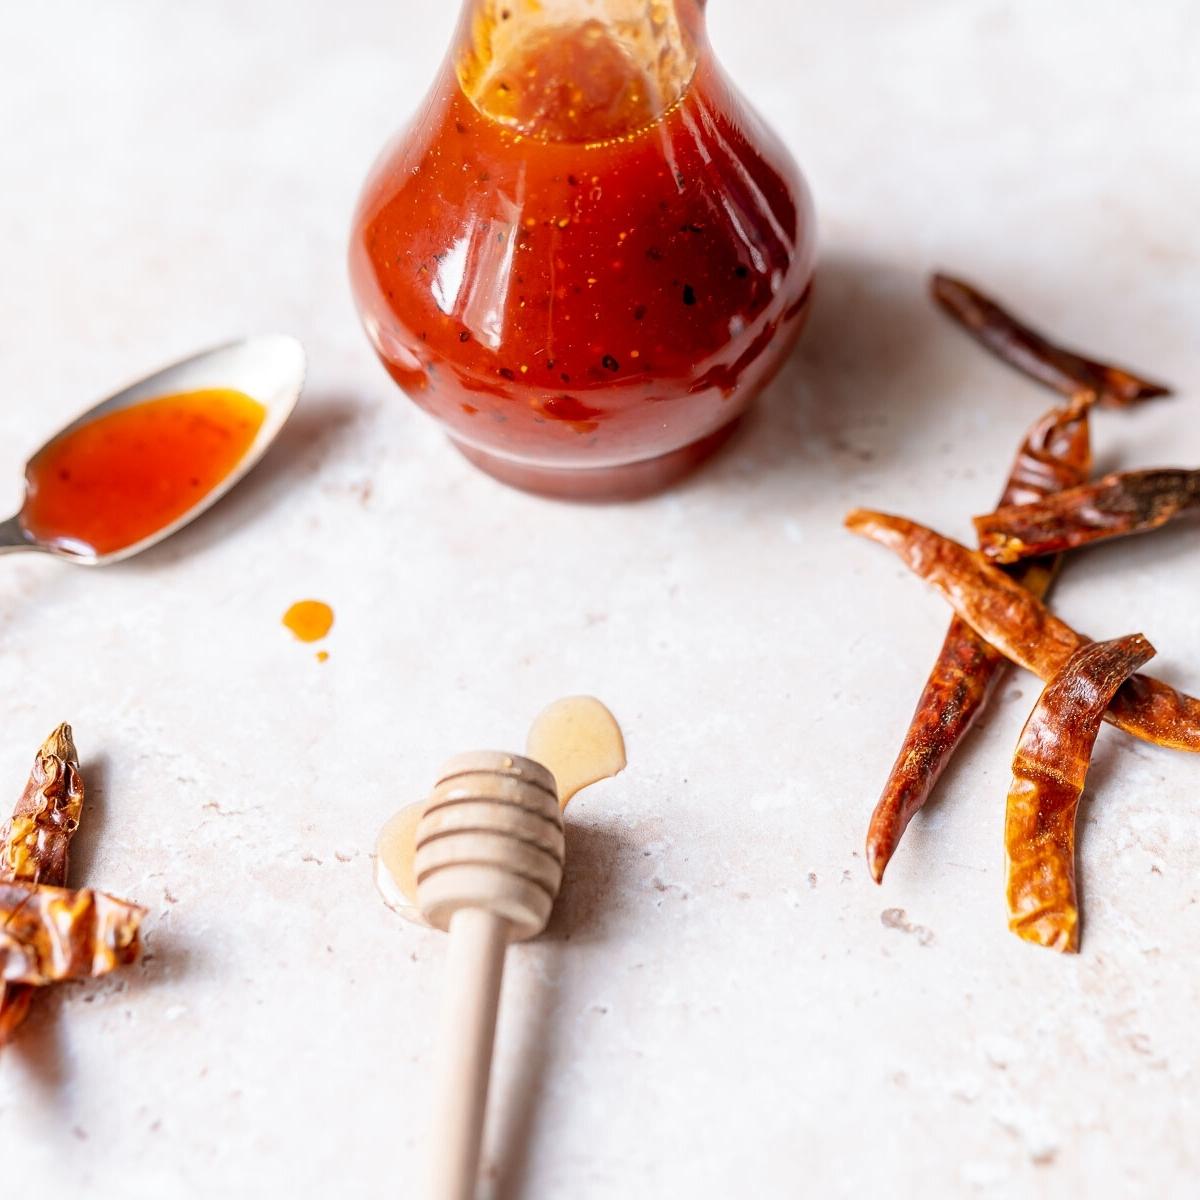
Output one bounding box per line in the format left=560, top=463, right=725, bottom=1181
left=415, top=752, right=564, bottom=941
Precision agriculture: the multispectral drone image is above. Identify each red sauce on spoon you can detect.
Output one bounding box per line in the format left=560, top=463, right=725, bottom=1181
left=22, top=389, right=265, bottom=557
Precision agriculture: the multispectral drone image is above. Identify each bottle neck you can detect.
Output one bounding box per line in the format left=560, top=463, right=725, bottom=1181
left=456, top=0, right=706, bottom=143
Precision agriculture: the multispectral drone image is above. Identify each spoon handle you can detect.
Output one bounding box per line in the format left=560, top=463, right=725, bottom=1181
left=0, top=515, right=34, bottom=555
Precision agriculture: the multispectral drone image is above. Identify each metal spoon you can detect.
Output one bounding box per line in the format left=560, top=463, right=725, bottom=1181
left=0, top=335, right=305, bottom=565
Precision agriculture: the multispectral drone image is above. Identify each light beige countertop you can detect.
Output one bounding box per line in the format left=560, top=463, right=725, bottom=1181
left=1, top=2, right=1197, bottom=1195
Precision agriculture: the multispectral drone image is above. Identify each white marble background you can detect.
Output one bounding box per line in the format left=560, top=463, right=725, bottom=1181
left=0, top=2, right=1197, bottom=1196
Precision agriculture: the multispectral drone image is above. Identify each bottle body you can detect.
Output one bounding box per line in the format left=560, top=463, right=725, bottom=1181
left=350, top=1, right=816, bottom=498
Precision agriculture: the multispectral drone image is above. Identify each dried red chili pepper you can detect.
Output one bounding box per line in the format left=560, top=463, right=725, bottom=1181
left=1005, top=634, right=1156, bottom=953
left=865, top=397, right=1093, bottom=882
left=0, top=723, right=83, bottom=886
left=844, top=509, right=1200, bottom=752
left=0, top=883, right=143, bottom=985
left=931, top=274, right=1171, bottom=409
left=0, top=724, right=83, bottom=1041
left=977, top=467, right=1200, bottom=564
left=0, top=725, right=143, bottom=1043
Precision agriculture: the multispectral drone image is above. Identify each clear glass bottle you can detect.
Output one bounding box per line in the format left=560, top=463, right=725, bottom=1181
left=350, top=0, right=816, bottom=499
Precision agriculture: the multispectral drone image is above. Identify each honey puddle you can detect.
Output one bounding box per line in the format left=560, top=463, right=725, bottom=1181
left=375, top=696, right=626, bottom=924
left=375, top=802, right=424, bottom=916
left=525, top=695, right=626, bottom=809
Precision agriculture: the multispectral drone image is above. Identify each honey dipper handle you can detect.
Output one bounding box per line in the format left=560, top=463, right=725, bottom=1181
left=427, top=906, right=510, bottom=1200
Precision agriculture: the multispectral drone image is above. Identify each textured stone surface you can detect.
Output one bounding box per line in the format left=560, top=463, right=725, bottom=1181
left=0, top=2, right=1197, bottom=1195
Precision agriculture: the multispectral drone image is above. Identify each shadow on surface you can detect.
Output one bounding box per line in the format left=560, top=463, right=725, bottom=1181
left=68, top=752, right=109, bottom=886
left=123, top=390, right=367, bottom=569
left=486, top=821, right=631, bottom=1200
left=2, top=919, right=194, bottom=1094
left=543, top=822, right=629, bottom=947
left=1, top=987, right=72, bottom=1094
left=681, top=252, right=956, bottom=497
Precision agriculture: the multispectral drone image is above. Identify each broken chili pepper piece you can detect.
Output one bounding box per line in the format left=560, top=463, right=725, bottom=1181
left=865, top=396, right=1094, bottom=883
left=1005, top=634, right=1156, bottom=953
left=977, top=467, right=1200, bottom=564
left=0, top=725, right=143, bottom=1044
left=931, top=274, right=1171, bottom=409
left=844, top=509, right=1200, bottom=753
left=0, top=883, right=143, bottom=985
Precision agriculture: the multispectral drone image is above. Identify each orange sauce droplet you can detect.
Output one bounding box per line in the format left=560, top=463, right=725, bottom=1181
left=315, top=650, right=330, bottom=663
left=21, top=388, right=266, bottom=557
left=283, top=600, right=334, bottom=643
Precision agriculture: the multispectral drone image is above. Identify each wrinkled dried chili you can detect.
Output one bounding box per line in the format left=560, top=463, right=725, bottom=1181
left=0, top=883, right=143, bottom=985
left=865, top=397, right=1093, bottom=882
left=844, top=509, right=1200, bottom=752
left=1005, top=634, right=1155, bottom=953
left=931, top=274, right=1171, bottom=409
left=1, top=723, right=83, bottom=886
left=0, top=725, right=143, bottom=1042
left=0, top=724, right=83, bottom=1040
left=977, top=467, right=1200, bottom=564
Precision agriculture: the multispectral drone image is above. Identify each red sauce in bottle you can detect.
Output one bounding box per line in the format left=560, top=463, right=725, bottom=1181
left=22, top=389, right=265, bottom=557
left=350, top=3, right=815, bottom=498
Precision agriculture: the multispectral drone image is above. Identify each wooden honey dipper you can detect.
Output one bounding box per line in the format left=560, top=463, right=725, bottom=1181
left=377, top=697, right=626, bottom=1200
left=417, top=751, right=563, bottom=1200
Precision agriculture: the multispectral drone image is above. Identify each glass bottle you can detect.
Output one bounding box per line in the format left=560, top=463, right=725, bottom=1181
left=349, top=0, right=816, bottom=499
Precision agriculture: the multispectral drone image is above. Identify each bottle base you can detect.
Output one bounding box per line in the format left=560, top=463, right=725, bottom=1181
left=450, top=418, right=743, bottom=502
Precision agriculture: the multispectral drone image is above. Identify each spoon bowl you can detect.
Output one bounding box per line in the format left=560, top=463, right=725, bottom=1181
left=0, top=335, right=305, bottom=565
